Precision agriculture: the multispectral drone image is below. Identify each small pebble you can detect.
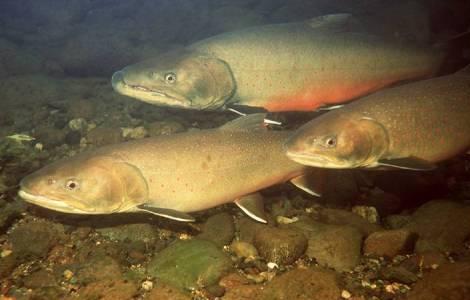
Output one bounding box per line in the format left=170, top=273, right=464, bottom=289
left=34, top=143, right=43, bottom=151
left=68, top=118, right=88, bottom=132
left=276, top=216, right=299, bottom=224
left=1, top=249, right=13, bottom=258
left=142, top=280, right=153, bottom=291
left=352, top=205, right=380, bottom=224
left=267, top=262, right=279, bottom=270
left=341, top=290, right=352, bottom=299
left=63, top=269, right=74, bottom=280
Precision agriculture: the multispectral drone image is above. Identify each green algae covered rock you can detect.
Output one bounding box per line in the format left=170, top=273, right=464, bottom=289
left=147, top=239, right=232, bottom=290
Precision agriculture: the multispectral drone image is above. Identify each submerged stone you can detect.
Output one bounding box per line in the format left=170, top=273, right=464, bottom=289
left=261, top=267, right=341, bottom=300
left=9, top=219, right=65, bottom=261
left=147, top=239, right=232, bottom=291
left=406, top=262, right=470, bottom=300
left=198, top=212, right=235, bottom=247
left=253, top=227, right=307, bottom=265
left=363, top=229, right=417, bottom=258
left=405, top=200, right=470, bottom=253
left=97, top=223, right=158, bottom=244
left=305, top=224, right=363, bottom=272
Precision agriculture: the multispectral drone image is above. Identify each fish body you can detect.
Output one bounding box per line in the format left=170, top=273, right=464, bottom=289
left=19, top=115, right=320, bottom=222
left=285, top=65, right=470, bottom=170
left=112, top=14, right=444, bottom=112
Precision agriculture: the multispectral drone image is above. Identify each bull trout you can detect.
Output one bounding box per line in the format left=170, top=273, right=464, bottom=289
left=111, top=14, right=445, bottom=112
left=284, top=65, right=470, bottom=170
left=18, top=114, right=322, bottom=223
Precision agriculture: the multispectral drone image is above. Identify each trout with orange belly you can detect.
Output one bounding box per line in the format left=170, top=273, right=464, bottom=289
left=285, top=65, right=470, bottom=170
left=18, top=114, right=322, bottom=223
left=111, top=14, right=444, bottom=112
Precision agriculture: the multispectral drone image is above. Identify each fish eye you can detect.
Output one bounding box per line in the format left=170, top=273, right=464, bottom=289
left=65, top=179, right=79, bottom=190
left=324, top=136, right=337, bottom=148
left=164, top=72, right=177, bottom=84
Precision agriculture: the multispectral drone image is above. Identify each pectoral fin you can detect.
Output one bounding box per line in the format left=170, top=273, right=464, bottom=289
left=315, top=104, right=345, bottom=111
left=234, top=193, right=267, bottom=223
left=377, top=157, right=436, bottom=171
left=219, top=113, right=268, bottom=132
left=290, top=169, right=327, bottom=197
left=136, top=204, right=195, bottom=222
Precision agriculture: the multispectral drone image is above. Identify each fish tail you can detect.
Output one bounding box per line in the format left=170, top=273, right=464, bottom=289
left=434, top=29, right=470, bottom=74
left=458, top=64, right=470, bottom=74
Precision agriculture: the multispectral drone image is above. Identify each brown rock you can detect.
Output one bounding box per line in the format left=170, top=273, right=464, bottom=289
left=237, top=216, right=268, bottom=243
left=219, top=272, right=250, bottom=289
left=316, top=208, right=383, bottom=235
left=363, top=229, right=417, bottom=258
left=79, top=279, right=139, bottom=300
left=405, top=200, right=470, bottom=253
left=306, top=225, right=363, bottom=272
left=406, top=262, right=470, bottom=300
left=76, top=255, right=123, bottom=283
left=223, top=284, right=263, bottom=300
left=146, top=282, right=191, bottom=300
left=400, top=251, right=448, bottom=272
left=261, top=267, right=341, bottom=300
left=86, top=127, right=123, bottom=146
left=0, top=253, right=17, bottom=279
left=23, top=269, right=57, bottom=289
left=33, top=126, right=67, bottom=148
left=198, top=213, right=235, bottom=247
left=9, top=218, right=65, bottom=261
left=253, top=227, right=307, bottom=265
left=379, top=266, right=418, bottom=284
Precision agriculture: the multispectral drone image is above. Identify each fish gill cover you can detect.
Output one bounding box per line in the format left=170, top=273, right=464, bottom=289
left=0, top=0, right=470, bottom=299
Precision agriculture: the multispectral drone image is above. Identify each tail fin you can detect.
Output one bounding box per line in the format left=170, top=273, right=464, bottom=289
left=457, top=64, right=470, bottom=74
left=435, top=30, right=470, bottom=75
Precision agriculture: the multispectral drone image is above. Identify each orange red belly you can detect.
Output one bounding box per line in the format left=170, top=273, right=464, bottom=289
left=263, top=79, right=394, bottom=112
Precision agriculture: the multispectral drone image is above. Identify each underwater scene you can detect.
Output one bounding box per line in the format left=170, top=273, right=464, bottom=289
left=1, top=0, right=470, bottom=299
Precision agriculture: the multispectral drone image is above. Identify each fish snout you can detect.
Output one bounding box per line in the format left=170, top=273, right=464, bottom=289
left=111, top=71, right=125, bottom=88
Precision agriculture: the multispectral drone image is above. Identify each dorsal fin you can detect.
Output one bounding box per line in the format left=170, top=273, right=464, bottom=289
left=219, top=113, right=267, bottom=132
left=306, top=13, right=353, bottom=30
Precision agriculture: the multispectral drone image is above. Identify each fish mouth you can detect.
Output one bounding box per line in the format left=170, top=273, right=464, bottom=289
left=18, top=189, right=93, bottom=214
left=285, top=151, right=348, bottom=169
left=111, top=71, right=192, bottom=108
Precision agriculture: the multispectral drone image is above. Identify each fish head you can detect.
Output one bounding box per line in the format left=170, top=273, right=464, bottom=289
left=18, top=155, right=148, bottom=214
left=111, top=49, right=235, bottom=110
left=285, top=113, right=388, bottom=169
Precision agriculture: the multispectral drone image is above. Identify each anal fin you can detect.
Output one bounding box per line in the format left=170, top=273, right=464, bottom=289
left=234, top=193, right=267, bottom=223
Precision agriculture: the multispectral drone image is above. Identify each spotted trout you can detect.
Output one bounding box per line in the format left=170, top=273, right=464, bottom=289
left=285, top=65, right=470, bottom=170
left=18, top=114, right=322, bottom=223
left=111, top=14, right=444, bottom=112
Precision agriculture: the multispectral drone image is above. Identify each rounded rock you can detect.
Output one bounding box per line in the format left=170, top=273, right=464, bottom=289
left=253, top=227, right=307, bottom=265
